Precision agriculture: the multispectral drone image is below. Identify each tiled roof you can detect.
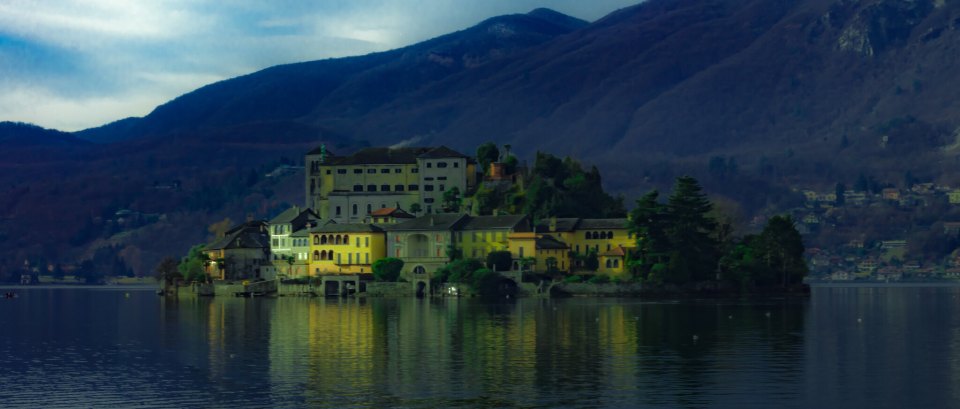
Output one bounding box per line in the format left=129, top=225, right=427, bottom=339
left=459, top=214, right=529, bottom=231
left=315, top=146, right=470, bottom=166
left=417, top=145, right=470, bottom=159
left=534, top=218, right=580, bottom=233
left=268, top=206, right=302, bottom=225
left=369, top=207, right=414, bottom=218
left=536, top=235, right=569, bottom=250
left=577, top=218, right=629, bottom=230
left=207, top=222, right=269, bottom=250
left=309, top=223, right=384, bottom=233
left=600, top=245, right=627, bottom=257
left=383, top=214, right=468, bottom=231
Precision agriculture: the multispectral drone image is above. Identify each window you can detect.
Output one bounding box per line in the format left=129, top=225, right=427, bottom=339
left=426, top=162, right=433, bottom=168
left=336, top=206, right=342, bottom=216
left=606, top=259, right=612, bottom=268
left=395, top=185, right=405, bottom=192
left=320, top=250, right=327, bottom=260
left=312, top=251, right=319, bottom=261
left=365, top=253, right=369, bottom=264
left=437, top=162, right=447, bottom=168
left=381, top=184, right=390, bottom=191
left=424, top=177, right=434, bottom=181
left=426, top=205, right=432, bottom=213
left=366, top=204, right=372, bottom=214
left=412, top=167, right=419, bottom=173
left=519, top=246, right=524, bottom=257
left=395, top=168, right=402, bottom=174
left=353, top=168, right=362, bottom=174
left=576, top=244, right=580, bottom=253
left=424, top=198, right=434, bottom=203
left=367, top=185, right=376, bottom=192
left=409, top=184, right=419, bottom=191
left=367, top=169, right=376, bottom=174
left=365, top=237, right=369, bottom=247
left=313, top=236, right=320, bottom=245
left=326, top=170, right=332, bottom=175
left=337, top=169, right=347, bottom=174
left=439, top=184, right=445, bottom=191
left=584, top=232, right=590, bottom=240
left=272, top=239, right=279, bottom=247
left=614, top=259, right=619, bottom=268
left=353, top=185, right=363, bottom=192
left=356, top=237, right=361, bottom=247
left=437, top=176, right=447, bottom=180
left=453, top=162, right=459, bottom=168
left=352, top=204, right=358, bottom=215
left=381, top=169, right=390, bottom=174
left=424, top=185, right=434, bottom=191
left=348, top=253, right=352, bottom=264
left=607, top=244, right=612, bottom=251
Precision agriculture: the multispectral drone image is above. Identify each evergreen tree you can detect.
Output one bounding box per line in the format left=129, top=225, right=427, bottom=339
left=665, top=176, right=718, bottom=283
left=627, top=190, right=670, bottom=279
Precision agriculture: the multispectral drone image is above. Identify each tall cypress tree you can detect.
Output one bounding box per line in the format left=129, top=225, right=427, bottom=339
left=665, top=176, right=718, bottom=283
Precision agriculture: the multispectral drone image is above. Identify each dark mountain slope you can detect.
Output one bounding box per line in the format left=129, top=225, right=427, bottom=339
left=76, top=9, right=588, bottom=143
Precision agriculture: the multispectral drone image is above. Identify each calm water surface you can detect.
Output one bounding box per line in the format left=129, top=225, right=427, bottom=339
left=1, top=286, right=958, bottom=408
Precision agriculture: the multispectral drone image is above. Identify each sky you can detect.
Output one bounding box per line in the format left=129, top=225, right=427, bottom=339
left=0, top=0, right=639, bottom=132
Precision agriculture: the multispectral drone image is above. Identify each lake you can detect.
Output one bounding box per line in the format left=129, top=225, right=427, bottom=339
left=1, top=286, right=958, bottom=408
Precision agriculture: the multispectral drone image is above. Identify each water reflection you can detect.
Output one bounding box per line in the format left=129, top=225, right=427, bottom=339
left=3, top=287, right=958, bottom=407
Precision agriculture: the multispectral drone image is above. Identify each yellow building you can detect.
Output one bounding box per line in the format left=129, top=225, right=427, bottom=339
left=528, top=217, right=636, bottom=277
left=305, top=145, right=477, bottom=222
left=457, top=215, right=530, bottom=260
left=308, top=223, right=386, bottom=276
left=507, top=232, right=570, bottom=274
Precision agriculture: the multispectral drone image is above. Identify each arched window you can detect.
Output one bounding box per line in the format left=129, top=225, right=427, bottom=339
left=343, top=235, right=349, bottom=245
left=329, top=251, right=335, bottom=262
left=335, top=235, right=342, bottom=245
left=592, top=231, right=600, bottom=240
left=605, top=259, right=612, bottom=268
left=584, top=232, right=590, bottom=240
left=313, top=235, right=320, bottom=245
left=599, top=231, right=607, bottom=239
left=320, top=250, right=327, bottom=260
left=321, top=235, right=328, bottom=244
left=352, top=204, right=358, bottom=215
left=613, top=259, right=619, bottom=268
left=312, top=250, right=320, bottom=261
left=607, top=231, right=614, bottom=239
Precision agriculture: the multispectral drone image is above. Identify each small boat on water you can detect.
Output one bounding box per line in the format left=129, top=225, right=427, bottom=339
left=3, top=292, right=18, bottom=299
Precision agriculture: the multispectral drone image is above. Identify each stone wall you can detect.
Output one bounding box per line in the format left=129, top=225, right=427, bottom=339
left=554, top=282, right=643, bottom=296
left=364, top=282, right=413, bottom=297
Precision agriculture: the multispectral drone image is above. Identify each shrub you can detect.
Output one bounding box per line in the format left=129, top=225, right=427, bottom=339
left=372, top=258, right=404, bottom=282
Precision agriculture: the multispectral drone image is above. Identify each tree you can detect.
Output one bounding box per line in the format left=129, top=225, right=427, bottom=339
left=486, top=251, right=512, bottom=272
left=75, top=260, right=102, bottom=284
left=155, top=256, right=180, bottom=284
left=583, top=248, right=600, bottom=271
left=757, top=215, right=807, bottom=287
left=665, top=176, right=718, bottom=283
left=442, top=187, right=462, bottom=212
left=372, top=257, right=404, bottom=282
left=476, top=142, right=500, bottom=173
left=627, top=190, right=670, bottom=278
left=178, top=244, right=209, bottom=283
left=409, top=203, right=422, bottom=215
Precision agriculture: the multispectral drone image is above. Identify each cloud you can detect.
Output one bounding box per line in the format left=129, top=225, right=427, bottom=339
left=0, top=0, right=641, bottom=131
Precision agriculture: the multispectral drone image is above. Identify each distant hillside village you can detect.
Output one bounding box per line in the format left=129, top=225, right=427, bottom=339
left=788, top=182, right=960, bottom=282
left=195, top=144, right=639, bottom=295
